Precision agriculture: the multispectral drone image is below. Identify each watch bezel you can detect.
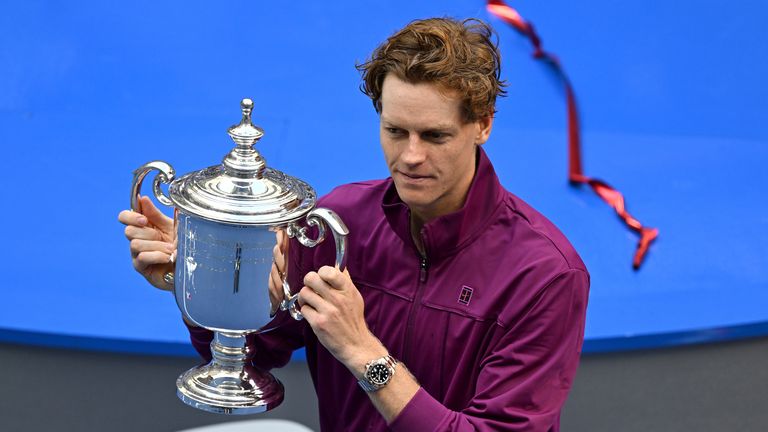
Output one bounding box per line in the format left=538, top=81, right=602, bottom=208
left=366, top=362, right=392, bottom=386
left=359, top=355, right=397, bottom=392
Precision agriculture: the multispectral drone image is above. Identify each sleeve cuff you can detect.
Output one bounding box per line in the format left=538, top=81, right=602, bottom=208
left=389, top=387, right=450, bottom=432
left=184, top=319, right=214, bottom=361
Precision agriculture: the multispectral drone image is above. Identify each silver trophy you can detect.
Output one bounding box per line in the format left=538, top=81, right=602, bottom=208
left=129, top=98, right=348, bottom=414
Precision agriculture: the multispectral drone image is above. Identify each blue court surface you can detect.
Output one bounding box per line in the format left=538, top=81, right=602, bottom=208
left=1, top=1, right=766, bottom=356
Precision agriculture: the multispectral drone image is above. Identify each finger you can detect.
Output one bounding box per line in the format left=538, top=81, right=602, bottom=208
left=269, top=265, right=284, bottom=303
left=130, top=239, right=175, bottom=257
left=133, top=251, right=173, bottom=271
left=118, top=209, right=148, bottom=227
left=125, top=225, right=169, bottom=241
left=138, top=196, right=174, bottom=232
left=303, top=271, right=333, bottom=297
left=317, top=266, right=347, bottom=290
left=268, top=279, right=281, bottom=315
left=268, top=287, right=280, bottom=315
left=276, top=229, right=287, bottom=254
left=272, top=244, right=285, bottom=274
left=299, top=302, right=319, bottom=326
left=269, top=263, right=283, bottom=288
left=298, top=285, right=329, bottom=313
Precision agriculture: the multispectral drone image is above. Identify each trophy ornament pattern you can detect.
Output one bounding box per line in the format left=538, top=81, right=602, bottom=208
left=487, top=0, right=659, bottom=269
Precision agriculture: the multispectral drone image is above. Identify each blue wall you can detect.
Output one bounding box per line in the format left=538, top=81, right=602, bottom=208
left=1, top=1, right=766, bottom=354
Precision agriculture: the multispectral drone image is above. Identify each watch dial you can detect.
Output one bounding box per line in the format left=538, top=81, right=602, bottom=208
left=368, top=363, right=390, bottom=385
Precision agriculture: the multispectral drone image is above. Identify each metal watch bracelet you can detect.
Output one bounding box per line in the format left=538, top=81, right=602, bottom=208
left=358, top=355, right=398, bottom=392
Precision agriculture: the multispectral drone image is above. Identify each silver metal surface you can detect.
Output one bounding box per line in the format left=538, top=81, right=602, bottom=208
left=168, top=98, right=316, bottom=225
left=128, top=98, right=349, bottom=415
left=282, top=208, right=349, bottom=320
left=168, top=166, right=316, bottom=225
left=222, top=98, right=265, bottom=175
left=131, top=161, right=175, bottom=211
left=358, top=355, right=398, bottom=392
left=174, top=213, right=278, bottom=331
left=176, top=332, right=284, bottom=414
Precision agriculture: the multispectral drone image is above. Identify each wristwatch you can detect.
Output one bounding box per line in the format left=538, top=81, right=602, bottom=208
left=358, top=355, right=398, bottom=392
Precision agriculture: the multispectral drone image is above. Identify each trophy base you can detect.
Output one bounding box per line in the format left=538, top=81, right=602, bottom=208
left=176, top=361, right=284, bottom=415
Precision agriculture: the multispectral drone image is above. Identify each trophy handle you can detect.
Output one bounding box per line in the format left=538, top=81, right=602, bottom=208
left=130, top=161, right=175, bottom=211
left=282, top=208, right=349, bottom=320
left=131, top=161, right=176, bottom=286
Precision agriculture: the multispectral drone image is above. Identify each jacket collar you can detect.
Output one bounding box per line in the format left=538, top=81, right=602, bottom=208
left=381, top=147, right=505, bottom=262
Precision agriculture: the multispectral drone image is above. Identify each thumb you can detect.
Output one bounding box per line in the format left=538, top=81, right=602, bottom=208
left=139, top=195, right=174, bottom=231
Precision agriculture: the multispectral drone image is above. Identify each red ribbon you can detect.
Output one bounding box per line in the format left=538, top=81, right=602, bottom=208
left=487, top=0, right=658, bottom=269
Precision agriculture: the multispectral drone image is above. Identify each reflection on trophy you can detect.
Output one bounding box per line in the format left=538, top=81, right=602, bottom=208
left=129, top=98, right=348, bottom=414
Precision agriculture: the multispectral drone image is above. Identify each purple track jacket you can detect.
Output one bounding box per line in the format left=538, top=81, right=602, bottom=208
left=188, top=148, right=590, bottom=431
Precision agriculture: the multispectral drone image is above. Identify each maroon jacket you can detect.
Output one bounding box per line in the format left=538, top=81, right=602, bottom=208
left=189, top=148, right=589, bottom=431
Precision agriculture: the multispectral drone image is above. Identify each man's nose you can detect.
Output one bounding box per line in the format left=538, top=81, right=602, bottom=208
left=400, top=135, right=427, bottom=165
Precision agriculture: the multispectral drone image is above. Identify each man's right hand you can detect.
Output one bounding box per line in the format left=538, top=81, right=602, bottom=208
left=118, top=195, right=176, bottom=291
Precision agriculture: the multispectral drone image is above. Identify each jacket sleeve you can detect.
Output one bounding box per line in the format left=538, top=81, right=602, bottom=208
left=185, top=235, right=313, bottom=369
left=185, top=318, right=307, bottom=369
left=389, top=269, right=589, bottom=432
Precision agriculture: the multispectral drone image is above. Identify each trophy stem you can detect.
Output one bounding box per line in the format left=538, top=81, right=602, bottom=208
left=211, top=332, right=249, bottom=365
left=176, top=331, right=284, bottom=415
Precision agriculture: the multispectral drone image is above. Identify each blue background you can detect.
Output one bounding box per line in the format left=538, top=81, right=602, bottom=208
left=1, top=0, right=766, bottom=355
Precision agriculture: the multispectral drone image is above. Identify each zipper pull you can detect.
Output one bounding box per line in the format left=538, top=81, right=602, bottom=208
left=419, top=256, right=429, bottom=283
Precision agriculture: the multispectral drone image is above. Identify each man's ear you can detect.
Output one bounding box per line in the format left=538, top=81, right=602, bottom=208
left=475, top=115, right=494, bottom=145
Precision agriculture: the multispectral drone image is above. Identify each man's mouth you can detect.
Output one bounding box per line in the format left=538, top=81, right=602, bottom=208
left=397, top=171, right=432, bottom=181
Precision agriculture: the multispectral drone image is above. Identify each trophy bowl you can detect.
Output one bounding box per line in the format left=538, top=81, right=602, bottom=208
left=129, top=99, right=348, bottom=414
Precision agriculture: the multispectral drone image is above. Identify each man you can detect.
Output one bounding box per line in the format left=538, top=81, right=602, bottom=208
left=120, top=17, right=588, bottom=431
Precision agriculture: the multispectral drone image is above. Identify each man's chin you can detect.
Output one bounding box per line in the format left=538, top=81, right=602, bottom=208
left=394, top=191, right=430, bottom=211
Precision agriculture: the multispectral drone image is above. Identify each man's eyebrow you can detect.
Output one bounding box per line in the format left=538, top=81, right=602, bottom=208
left=380, top=117, right=400, bottom=126
left=381, top=119, right=456, bottom=132
left=425, top=124, right=456, bottom=132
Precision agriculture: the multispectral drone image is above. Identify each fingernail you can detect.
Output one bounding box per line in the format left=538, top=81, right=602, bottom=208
left=137, top=216, right=148, bottom=225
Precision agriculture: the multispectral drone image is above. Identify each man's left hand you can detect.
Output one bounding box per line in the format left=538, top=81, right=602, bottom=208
left=298, top=266, right=387, bottom=375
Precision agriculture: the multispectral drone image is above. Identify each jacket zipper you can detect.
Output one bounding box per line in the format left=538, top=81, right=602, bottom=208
left=419, top=256, right=429, bottom=283
left=402, top=243, right=429, bottom=364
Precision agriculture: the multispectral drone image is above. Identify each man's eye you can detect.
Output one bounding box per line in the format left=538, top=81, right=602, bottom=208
left=424, top=131, right=447, bottom=141
left=387, top=128, right=404, bottom=135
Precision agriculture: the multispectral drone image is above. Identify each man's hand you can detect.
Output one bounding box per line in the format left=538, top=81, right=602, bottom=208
left=268, top=230, right=289, bottom=316
left=118, top=195, right=176, bottom=291
left=300, top=265, right=421, bottom=423
left=298, top=266, right=387, bottom=376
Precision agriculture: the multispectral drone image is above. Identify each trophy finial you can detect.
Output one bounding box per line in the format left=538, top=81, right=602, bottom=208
left=228, top=98, right=264, bottom=147
left=240, top=98, right=254, bottom=116
left=224, top=98, right=266, bottom=177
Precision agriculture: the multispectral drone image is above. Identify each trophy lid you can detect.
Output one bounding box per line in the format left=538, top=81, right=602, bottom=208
left=168, top=98, right=316, bottom=225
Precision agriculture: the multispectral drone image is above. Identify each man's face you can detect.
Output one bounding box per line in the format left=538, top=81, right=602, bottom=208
left=379, top=74, right=492, bottom=223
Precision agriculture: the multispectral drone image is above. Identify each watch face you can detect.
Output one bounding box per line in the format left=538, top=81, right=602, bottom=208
left=367, top=363, right=391, bottom=386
